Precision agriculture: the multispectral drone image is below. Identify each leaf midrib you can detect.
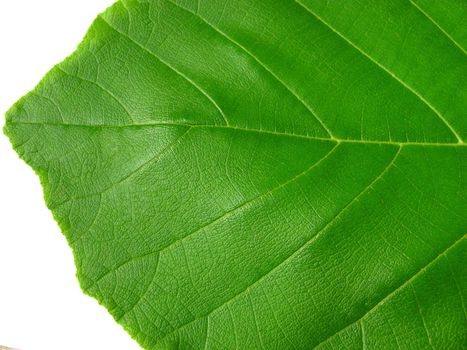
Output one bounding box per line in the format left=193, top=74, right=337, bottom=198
left=9, top=120, right=466, bottom=147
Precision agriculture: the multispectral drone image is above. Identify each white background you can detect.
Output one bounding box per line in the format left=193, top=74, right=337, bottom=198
left=0, top=1, right=141, bottom=349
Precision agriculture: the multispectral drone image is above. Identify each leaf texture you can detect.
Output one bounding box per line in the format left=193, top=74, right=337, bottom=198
left=4, top=0, right=467, bottom=349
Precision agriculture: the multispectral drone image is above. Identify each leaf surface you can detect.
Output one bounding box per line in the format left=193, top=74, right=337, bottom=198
left=4, top=0, right=467, bottom=349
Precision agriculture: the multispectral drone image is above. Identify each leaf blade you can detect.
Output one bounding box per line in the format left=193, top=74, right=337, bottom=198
left=4, top=0, right=466, bottom=349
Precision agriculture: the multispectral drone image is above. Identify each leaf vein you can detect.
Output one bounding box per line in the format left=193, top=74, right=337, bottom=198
left=10, top=120, right=467, bottom=147
left=154, top=145, right=401, bottom=345
left=313, top=234, right=465, bottom=348
left=294, top=0, right=464, bottom=144
left=164, top=0, right=334, bottom=138
left=408, top=0, right=467, bottom=55
left=98, top=15, right=229, bottom=126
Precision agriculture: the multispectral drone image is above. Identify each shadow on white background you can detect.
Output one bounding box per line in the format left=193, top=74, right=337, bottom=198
left=0, top=1, right=141, bottom=349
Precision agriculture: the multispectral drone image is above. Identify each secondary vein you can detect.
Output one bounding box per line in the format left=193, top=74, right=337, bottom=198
left=164, top=0, right=334, bottom=138
left=153, top=146, right=401, bottom=345
left=294, top=0, right=464, bottom=144
left=98, top=16, right=230, bottom=126
left=312, top=234, right=465, bottom=348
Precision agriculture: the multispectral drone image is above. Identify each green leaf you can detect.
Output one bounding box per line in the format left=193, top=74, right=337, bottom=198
left=4, top=0, right=466, bottom=349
